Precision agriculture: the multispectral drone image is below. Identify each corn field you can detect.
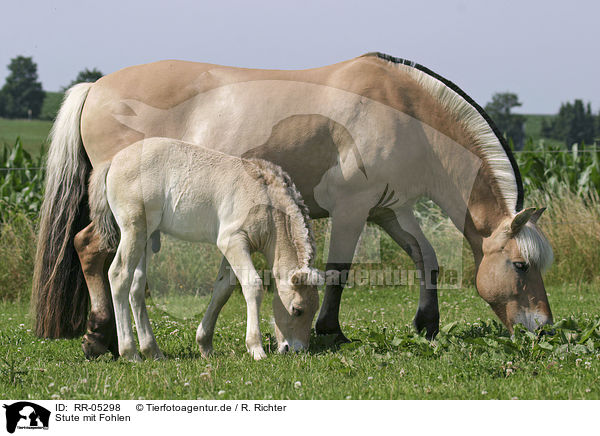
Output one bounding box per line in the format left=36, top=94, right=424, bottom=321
left=1, top=137, right=598, bottom=222
left=0, top=138, right=45, bottom=222
left=516, top=139, right=600, bottom=196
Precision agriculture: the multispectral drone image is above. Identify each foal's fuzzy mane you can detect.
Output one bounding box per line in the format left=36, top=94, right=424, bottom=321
left=243, top=158, right=316, bottom=269
left=364, top=52, right=524, bottom=215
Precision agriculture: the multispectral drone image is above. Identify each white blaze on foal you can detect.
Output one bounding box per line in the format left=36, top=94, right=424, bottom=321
left=89, top=137, right=321, bottom=361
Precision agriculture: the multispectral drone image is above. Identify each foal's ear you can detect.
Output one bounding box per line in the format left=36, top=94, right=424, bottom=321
left=291, top=268, right=324, bottom=286
left=510, top=207, right=536, bottom=235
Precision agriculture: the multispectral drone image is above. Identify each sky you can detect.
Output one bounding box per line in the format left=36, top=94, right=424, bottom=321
left=1, top=0, right=598, bottom=114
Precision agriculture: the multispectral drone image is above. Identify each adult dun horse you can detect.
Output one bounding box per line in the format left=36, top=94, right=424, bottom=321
left=33, top=52, right=554, bottom=357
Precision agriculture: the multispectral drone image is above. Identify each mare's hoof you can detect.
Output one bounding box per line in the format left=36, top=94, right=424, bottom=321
left=198, top=345, right=213, bottom=359
left=315, top=322, right=350, bottom=344
left=413, top=311, right=440, bottom=340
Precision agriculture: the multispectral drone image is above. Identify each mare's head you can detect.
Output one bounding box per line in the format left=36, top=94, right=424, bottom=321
left=476, top=207, right=554, bottom=333
left=272, top=268, right=320, bottom=353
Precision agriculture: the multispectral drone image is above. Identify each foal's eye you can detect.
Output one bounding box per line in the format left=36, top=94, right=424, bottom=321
left=513, top=262, right=529, bottom=272
left=292, top=307, right=303, bottom=317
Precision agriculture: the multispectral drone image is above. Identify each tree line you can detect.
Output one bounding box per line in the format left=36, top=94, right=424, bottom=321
left=1, top=56, right=598, bottom=149
left=485, top=92, right=598, bottom=150
left=0, top=56, right=102, bottom=119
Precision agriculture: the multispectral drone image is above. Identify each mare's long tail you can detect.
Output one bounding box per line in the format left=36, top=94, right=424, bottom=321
left=32, top=83, right=93, bottom=338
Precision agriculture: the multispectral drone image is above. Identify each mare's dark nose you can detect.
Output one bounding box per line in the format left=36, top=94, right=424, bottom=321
left=538, top=322, right=556, bottom=336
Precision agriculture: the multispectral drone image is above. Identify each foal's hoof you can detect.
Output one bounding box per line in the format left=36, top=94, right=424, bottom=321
left=141, top=346, right=165, bottom=361
left=250, top=347, right=267, bottom=361
left=121, top=351, right=143, bottom=362
left=413, top=312, right=440, bottom=340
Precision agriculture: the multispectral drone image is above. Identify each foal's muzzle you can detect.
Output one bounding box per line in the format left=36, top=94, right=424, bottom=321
left=278, top=339, right=306, bottom=354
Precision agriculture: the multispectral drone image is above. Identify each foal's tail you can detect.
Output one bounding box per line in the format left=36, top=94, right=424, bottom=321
left=32, top=83, right=93, bottom=338
left=88, top=162, right=119, bottom=252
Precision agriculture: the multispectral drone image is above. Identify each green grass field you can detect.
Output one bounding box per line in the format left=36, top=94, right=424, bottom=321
left=0, top=118, right=53, bottom=155
left=1, top=282, right=598, bottom=400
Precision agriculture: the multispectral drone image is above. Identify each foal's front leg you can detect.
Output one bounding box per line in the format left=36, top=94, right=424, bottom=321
left=220, top=243, right=266, bottom=360
left=196, top=257, right=237, bottom=357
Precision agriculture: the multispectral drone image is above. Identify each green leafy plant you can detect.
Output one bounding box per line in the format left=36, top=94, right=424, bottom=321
left=0, top=137, right=45, bottom=221
left=516, top=139, right=599, bottom=196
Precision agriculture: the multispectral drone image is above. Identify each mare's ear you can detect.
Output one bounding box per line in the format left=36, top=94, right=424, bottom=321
left=529, top=207, right=547, bottom=224
left=510, top=207, right=536, bottom=236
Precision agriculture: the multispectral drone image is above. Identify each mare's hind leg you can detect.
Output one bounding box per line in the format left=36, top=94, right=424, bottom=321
left=196, top=257, right=237, bottom=357
left=74, top=222, right=118, bottom=359
left=371, top=208, right=440, bottom=339
left=129, top=248, right=163, bottom=360
left=108, top=231, right=146, bottom=362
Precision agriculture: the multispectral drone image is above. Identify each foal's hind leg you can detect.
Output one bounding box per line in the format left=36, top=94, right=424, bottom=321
left=74, top=222, right=118, bottom=359
left=371, top=208, right=440, bottom=339
left=196, top=257, right=237, bottom=357
left=108, top=232, right=146, bottom=362
left=129, top=248, right=163, bottom=360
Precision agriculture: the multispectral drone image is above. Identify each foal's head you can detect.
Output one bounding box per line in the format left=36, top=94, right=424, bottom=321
left=272, top=268, right=320, bottom=353
left=245, top=158, right=321, bottom=352
left=476, top=207, right=554, bottom=333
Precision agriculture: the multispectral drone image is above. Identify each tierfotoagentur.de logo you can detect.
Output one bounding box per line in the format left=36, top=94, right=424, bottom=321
left=2, top=402, right=50, bottom=433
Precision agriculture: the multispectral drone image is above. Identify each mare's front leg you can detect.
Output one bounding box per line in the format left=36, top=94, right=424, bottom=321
left=371, top=208, right=440, bottom=339
left=74, top=222, right=118, bottom=359
left=315, top=209, right=368, bottom=342
left=108, top=232, right=146, bottom=362
left=219, top=241, right=266, bottom=360
left=129, top=248, right=163, bottom=360
left=196, top=257, right=237, bottom=357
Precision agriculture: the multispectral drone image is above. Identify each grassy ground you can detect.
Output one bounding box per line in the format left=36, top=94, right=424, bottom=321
left=1, top=282, right=598, bottom=400
left=0, top=118, right=52, bottom=155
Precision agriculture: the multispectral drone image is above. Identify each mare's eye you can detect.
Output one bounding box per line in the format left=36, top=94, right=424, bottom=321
left=513, top=262, right=529, bottom=272
left=292, top=307, right=303, bottom=317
